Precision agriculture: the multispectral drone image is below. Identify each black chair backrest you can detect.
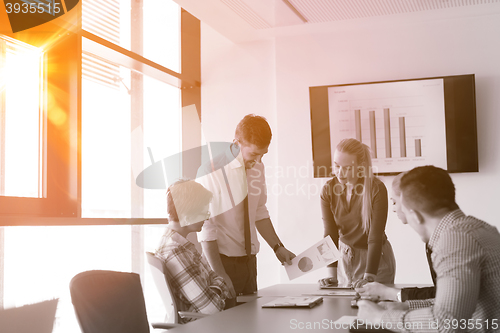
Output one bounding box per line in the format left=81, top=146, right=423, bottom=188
left=146, top=252, right=179, bottom=324
left=69, top=270, right=150, bottom=333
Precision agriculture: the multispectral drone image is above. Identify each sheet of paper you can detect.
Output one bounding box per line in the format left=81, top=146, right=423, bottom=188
left=285, top=236, right=340, bottom=280
left=262, top=296, right=322, bottom=308
left=303, top=289, right=357, bottom=297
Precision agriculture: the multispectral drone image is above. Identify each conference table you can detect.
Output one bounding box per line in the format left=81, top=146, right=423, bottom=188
left=163, top=284, right=372, bottom=333
left=162, top=283, right=432, bottom=332
left=235, top=283, right=431, bottom=303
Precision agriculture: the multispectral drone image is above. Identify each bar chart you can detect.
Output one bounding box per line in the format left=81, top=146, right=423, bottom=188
left=328, top=79, right=447, bottom=173
left=351, top=106, right=424, bottom=159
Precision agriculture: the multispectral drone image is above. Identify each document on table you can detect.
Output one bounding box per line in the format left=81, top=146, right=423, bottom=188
left=262, top=296, right=323, bottom=308
left=302, top=289, right=357, bottom=297
left=285, top=236, right=340, bottom=280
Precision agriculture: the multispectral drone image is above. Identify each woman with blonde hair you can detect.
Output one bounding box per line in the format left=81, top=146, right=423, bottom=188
left=319, top=138, right=395, bottom=288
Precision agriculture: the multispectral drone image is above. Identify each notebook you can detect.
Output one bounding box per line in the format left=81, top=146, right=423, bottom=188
left=262, top=296, right=323, bottom=308
left=0, top=298, right=59, bottom=333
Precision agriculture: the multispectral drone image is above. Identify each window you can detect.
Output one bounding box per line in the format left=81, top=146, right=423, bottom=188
left=81, top=0, right=185, bottom=220
left=0, top=0, right=199, bottom=220
left=82, top=0, right=180, bottom=71
left=81, top=56, right=134, bottom=218
left=0, top=30, right=78, bottom=217
left=0, top=1, right=201, bottom=331
left=0, top=36, right=44, bottom=199
left=81, top=53, right=181, bottom=218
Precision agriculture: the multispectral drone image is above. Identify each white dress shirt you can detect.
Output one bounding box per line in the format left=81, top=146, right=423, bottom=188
left=196, top=146, right=270, bottom=257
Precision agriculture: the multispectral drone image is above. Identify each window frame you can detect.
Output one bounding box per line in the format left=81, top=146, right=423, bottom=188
left=0, top=4, right=201, bottom=226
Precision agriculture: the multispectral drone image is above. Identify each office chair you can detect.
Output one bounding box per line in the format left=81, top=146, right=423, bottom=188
left=145, top=252, right=207, bottom=326
left=69, top=270, right=176, bottom=333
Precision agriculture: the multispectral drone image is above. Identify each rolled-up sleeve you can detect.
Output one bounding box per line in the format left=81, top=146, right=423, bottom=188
left=198, top=217, right=218, bottom=242
left=162, top=248, right=225, bottom=317
left=210, top=270, right=231, bottom=300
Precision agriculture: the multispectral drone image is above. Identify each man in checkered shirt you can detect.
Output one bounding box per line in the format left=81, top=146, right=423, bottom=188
left=357, top=166, right=500, bottom=332
left=155, top=179, right=232, bottom=323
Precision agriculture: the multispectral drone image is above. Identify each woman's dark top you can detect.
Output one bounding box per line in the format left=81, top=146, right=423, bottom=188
left=320, top=176, right=388, bottom=275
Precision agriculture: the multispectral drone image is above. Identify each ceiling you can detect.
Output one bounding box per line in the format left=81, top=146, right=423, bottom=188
left=174, top=0, right=500, bottom=41
left=221, top=0, right=500, bottom=29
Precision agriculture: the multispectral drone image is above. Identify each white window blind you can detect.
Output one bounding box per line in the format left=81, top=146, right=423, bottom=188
left=82, top=0, right=120, bottom=44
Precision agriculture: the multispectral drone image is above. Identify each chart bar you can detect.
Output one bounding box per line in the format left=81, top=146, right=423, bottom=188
left=369, top=111, right=377, bottom=158
left=415, top=139, right=422, bottom=157
left=354, top=109, right=361, bottom=141
left=399, top=117, right=406, bottom=158
left=384, top=108, right=391, bottom=158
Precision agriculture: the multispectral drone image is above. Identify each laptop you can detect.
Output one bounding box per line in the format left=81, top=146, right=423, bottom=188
left=0, top=298, right=59, bottom=333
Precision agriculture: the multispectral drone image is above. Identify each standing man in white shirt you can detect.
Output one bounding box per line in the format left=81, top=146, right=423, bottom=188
left=196, top=114, right=295, bottom=304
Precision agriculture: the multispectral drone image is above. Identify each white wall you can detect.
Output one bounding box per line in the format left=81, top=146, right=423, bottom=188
left=201, top=5, right=500, bottom=288
left=200, top=25, right=282, bottom=286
